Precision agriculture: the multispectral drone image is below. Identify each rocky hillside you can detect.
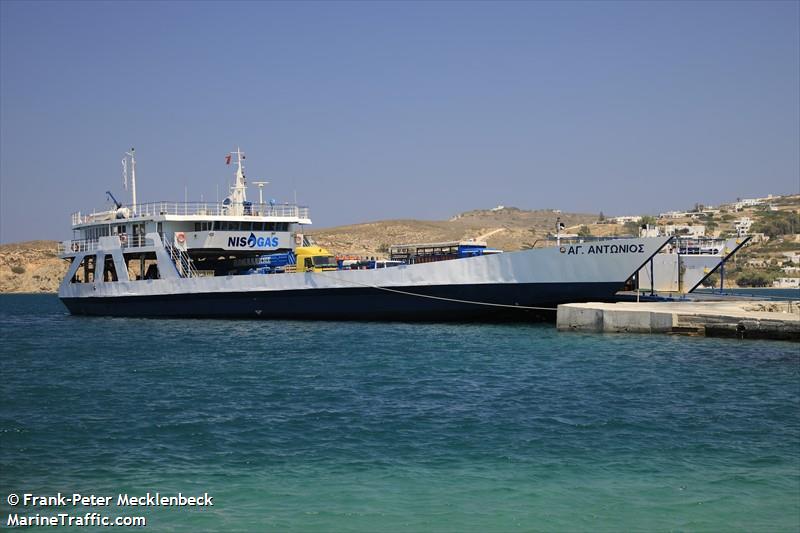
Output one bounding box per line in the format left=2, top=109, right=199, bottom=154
left=0, top=240, right=66, bottom=293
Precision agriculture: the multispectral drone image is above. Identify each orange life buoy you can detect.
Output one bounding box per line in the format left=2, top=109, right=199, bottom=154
left=295, top=233, right=303, bottom=245
left=71, top=242, right=79, bottom=252
left=176, top=232, right=186, bottom=244
left=119, top=234, right=128, bottom=245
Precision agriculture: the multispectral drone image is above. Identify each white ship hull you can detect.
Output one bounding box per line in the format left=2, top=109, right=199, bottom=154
left=59, top=237, right=670, bottom=320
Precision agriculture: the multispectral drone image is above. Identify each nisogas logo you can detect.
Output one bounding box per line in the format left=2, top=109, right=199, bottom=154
left=227, top=233, right=279, bottom=248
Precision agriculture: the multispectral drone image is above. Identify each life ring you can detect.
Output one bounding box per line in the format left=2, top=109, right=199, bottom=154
left=119, top=234, right=128, bottom=245
left=71, top=242, right=79, bottom=252
left=295, top=233, right=303, bottom=245
left=176, top=232, right=186, bottom=244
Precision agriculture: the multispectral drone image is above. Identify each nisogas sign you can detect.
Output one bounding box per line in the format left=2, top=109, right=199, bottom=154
left=227, top=232, right=280, bottom=248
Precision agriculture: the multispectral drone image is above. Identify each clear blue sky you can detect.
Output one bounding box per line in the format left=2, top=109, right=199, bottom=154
left=1, top=0, right=798, bottom=243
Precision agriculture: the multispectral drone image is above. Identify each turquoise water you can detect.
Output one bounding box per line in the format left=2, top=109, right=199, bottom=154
left=1, top=294, right=798, bottom=531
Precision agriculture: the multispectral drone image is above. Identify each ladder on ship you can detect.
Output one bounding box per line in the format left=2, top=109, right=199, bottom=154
left=164, top=241, right=198, bottom=278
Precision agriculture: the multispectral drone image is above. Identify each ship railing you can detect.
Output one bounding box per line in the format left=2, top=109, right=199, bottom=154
left=57, top=238, right=99, bottom=254
left=71, top=210, right=118, bottom=225
left=524, top=236, right=640, bottom=249
left=58, top=234, right=153, bottom=254
left=164, top=239, right=198, bottom=278
left=72, top=202, right=310, bottom=223
left=120, top=233, right=149, bottom=249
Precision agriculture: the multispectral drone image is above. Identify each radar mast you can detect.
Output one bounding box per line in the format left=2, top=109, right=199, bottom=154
left=225, top=148, right=248, bottom=214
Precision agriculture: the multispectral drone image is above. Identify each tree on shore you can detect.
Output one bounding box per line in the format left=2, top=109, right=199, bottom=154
left=736, top=269, right=775, bottom=287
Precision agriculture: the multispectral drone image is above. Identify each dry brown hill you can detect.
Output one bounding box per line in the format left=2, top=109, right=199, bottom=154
left=0, top=240, right=66, bottom=293
left=309, top=207, right=597, bottom=256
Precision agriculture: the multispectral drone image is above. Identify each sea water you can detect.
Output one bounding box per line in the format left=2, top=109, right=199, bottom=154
left=1, top=294, right=798, bottom=531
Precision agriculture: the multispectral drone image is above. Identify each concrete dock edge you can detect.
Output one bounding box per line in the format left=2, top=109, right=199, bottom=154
left=557, top=301, right=800, bottom=341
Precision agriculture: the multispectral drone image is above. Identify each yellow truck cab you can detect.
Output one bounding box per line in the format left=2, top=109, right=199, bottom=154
left=294, top=246, right=338, bottom=272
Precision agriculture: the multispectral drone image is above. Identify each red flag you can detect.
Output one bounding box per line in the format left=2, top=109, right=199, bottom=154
left=225, top=154, right=232, bottom=165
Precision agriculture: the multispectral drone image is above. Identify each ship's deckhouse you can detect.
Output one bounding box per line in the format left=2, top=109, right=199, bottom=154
left=67, top=201, right=311, bottom=253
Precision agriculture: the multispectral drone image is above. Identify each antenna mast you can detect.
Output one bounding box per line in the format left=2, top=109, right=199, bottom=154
left=252, top=181, right=269, bottom=205
left=124, top=148, right=137, bottom=214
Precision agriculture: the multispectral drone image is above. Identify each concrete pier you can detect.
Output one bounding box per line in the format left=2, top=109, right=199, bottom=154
left=557, top=300, right=800, bottom=340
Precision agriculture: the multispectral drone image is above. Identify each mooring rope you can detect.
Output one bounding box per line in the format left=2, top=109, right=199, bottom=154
left=313, top=270, right=557, bottom=311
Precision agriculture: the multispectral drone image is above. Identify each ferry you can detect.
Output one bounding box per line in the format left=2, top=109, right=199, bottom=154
left=57, top=148, right=671, bottom=320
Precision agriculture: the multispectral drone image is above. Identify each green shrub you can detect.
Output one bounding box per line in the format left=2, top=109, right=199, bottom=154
left=623, top=221, right=639, bottom=235
left=10, top=265, right=25, bottom=275
left=752, top=210, right=799, bottom=238
left=735, top=269, right=775, bottom=287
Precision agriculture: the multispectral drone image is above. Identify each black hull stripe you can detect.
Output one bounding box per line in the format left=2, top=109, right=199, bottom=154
left=60, top=282, right=621, bottom=321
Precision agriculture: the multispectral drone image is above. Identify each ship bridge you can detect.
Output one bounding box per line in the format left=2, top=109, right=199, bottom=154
left=59, top=148, right=312, bottom=257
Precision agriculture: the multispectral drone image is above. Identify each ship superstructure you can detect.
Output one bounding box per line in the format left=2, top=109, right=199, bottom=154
left=59, top=148, right=315, bottom=284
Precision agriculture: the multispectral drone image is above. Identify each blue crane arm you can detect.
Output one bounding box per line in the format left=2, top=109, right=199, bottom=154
left=106, top=191, right=122, bottom=209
